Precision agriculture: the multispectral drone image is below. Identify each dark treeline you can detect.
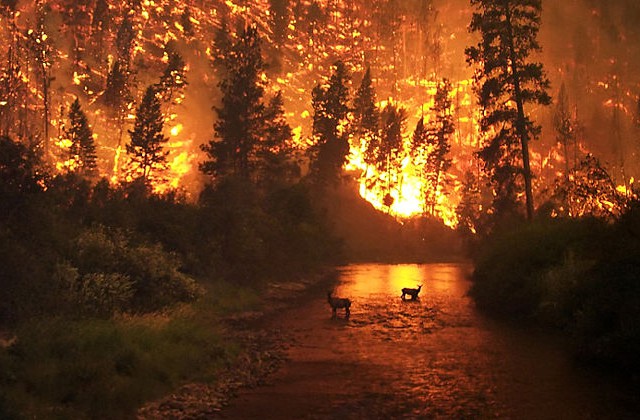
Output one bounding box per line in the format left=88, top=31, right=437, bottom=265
left=465, top=0, right=640, bottom=378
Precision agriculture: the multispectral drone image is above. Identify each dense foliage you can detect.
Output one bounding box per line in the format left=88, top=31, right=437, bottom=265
left=0, top=130, right=338, bottom=416
left=470, top=207, right=640, bottom=373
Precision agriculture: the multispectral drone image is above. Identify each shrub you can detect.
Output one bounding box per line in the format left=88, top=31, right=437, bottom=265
left=0, top=315, right=232, bottom=419
left=69, top=225, right=201, bottom=313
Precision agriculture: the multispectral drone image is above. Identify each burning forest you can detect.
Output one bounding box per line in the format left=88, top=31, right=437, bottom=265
left=3, top=0, right=640, bottom=418
left=1, top=0, right=637, bottom=228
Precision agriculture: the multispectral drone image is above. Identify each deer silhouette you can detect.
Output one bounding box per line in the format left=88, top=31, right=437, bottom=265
left=401, top=284, right=422, bottom=301
left=327, top=291, right=351, bottom=319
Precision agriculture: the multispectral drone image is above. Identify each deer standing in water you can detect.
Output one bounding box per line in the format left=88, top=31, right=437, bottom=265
left=327, top=291, right=351, bottom=319
left=401, top=284, right=422, bottom=301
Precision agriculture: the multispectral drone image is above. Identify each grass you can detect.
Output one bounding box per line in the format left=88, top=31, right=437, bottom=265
left=0, top=284, right=264, bottom=420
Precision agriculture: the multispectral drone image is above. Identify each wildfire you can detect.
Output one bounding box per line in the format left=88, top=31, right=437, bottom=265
left=4, top=0, right=631, bottom=228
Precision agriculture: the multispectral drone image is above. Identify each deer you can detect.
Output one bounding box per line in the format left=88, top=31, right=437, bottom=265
left=401, top=284, right=422, bottom=301
left=327, top=291, right=351, bottom=319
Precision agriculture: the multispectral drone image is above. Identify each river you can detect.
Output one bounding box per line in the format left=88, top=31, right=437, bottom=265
left=222, top=263, right=640, bottom=418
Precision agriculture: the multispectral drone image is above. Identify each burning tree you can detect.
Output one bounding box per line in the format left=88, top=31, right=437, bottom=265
left=466, top=0, right=551, bottom=221
left=309, top=60, right=351, bottom=186
left=125, top=85, right=168, bottom=185
left=63, top=98, right=97, bottom=177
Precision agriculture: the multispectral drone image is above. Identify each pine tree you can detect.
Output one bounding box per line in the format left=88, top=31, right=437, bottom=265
left=456, top=170, right=481, bottom=236
left=201, top=24, right=266, bottom=181
left=377, top=103, right=406, bottom=207
left=116, top=14, right=135, bottom=67
left=424, top=78, right=454, bottom=215
left=103, top=59, right=129, bottom=110
left=64, top=98, right=97, bottom=176
left=258, top=91, right=296, bottom=186
left=309, top=61, right=351, bottom=185
left=353, top=67, right=380, bottom=181
left=179, top=8, right=195, bottom=38
left=466, top=0, right=551, bottom=220
left=553, top=83, right=575, bottom=184
left=90, top=0, right=110, bottom=60
left=27, top=3, right=54, bottom=157
left=126, top=86, right=168, bottom=184
left=353, top=67, right=379, bottom=136
left=155, top=51, right=187, bottom=105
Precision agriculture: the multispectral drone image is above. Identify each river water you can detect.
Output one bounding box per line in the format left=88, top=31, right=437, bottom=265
left=222, top=263, right=640, bottom=419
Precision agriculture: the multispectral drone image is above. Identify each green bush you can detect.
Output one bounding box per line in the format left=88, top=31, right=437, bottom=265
left=69, top=225, right=201, bottom=312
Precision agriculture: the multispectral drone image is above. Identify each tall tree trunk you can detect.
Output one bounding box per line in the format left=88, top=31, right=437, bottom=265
left=504, top=3, right=534, bottom=220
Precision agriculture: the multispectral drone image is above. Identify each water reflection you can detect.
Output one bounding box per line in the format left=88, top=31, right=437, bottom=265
left=319, top=263, right=638, bottom=418
left=336, top=263, right=470, bottom=299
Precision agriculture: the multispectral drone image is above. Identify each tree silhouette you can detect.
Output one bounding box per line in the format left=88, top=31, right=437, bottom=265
left=201, top=24, right=266, bottom=181
left=553, top=83, right=576, bottom=185
left=375, top=103, right=406, bottom=209
left=64, top=98, right=97, bottom=176
left=155, top=51, right=187, bottom=106
left=353, top=67, right=380, bottom=183
left=466, top=0, right=551, bottom=220
left=424, top=78, right=454, bottom=215
left=125, top=86, right=168, bottom=185
left=309, top=61, right=350, bottom=185
left=257, top=91, right=296, bottom=187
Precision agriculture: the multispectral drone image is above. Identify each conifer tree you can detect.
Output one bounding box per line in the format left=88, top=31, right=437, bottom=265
left=155, top=51, right=187, bottom=106
left=104, top=59, right=130, bottom=110
left=116, top=14, right=135, bottom=67
left=90, top=0, right=110, bottom=60
left=377, top=103, right=406, bottom=207
left=466, top=0, right=551, bottom=220
left=309, top=61, right=350, bottom=185
left=353, top=67, right=380, bottom=178
left=553, top=83, right=575, bottom=184
left=456, top=170, right=481, bottom=236
left=201, top=24, right=266, bottom=181
left=64, top=98, right=97, bottom=176
left=126, top=86, right=168, bottom=184
left=353, top=67, right=379, bottom=136
left=424, top=78, right=454, bottom=214
left=258, top=91, right=296, bottom=185
left=269, top=0, right=290, bottom=49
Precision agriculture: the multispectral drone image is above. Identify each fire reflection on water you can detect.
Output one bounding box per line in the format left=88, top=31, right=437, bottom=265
left=335, top=263, right=471, bottom=299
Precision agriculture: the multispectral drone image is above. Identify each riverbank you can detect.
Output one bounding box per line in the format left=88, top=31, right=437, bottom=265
left=137, top=270, right=339, bottom=418
left=470, top=215, right=640, bottom=378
